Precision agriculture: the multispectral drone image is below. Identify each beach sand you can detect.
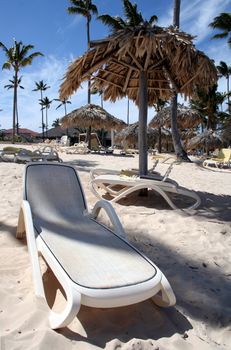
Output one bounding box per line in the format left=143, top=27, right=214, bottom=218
left=0, top=143, right=230, bottom=350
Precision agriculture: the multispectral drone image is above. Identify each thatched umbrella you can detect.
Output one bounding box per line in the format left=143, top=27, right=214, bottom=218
left=149, top=105, right=203, bottom=129
left=61, top=103, right=126, bottom=130
left=61, top=103, right=126, bottom=146
left=60, top=25, right=217, bottom=175
left=115, top=122, right=158, bottom=148
left=186, top=130, right=223, bottom=153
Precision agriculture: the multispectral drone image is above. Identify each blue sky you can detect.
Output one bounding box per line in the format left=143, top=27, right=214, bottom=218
left=0, top=0, right=230, bottom=132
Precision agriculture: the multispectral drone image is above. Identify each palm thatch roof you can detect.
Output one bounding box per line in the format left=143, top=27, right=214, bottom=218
left=61, top=103, right=126, bottom=131
left=60, top=26, right=217, bottom=104
left=149, top=105, right=203, bottom=129
left=186, top=130, right=223, bottom=151
left=37, top=126, right=79, bottom=138
left=115, top=122, right=158, bottom=146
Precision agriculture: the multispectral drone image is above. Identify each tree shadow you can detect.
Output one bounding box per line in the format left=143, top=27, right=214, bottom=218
left=130, top=233, right=231, bottom=329
left=62, top=159, right=99, bottom=173
left=195, top=191, right=231, bottom=222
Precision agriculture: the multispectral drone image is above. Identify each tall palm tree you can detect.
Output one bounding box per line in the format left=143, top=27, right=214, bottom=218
left=39, top=97, right=52, bottom=137
left=170, top=0, right=190, bottom=161
left=217, top=61, right=231, bottom=113
left=67, top=0, right=98, bottom=148
left=54, top=97, right=71, bottom=135
left=98, top=0, right=158, bottom=174
left=33, top=80, right=50, bottom=141
left=209, top=12, right=231, bottom=47
left=4, top=76, right=24, bottom=134
left=0, top=39, right=43, bottom=142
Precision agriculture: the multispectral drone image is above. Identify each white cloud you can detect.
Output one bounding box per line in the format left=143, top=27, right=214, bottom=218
left=159, top=0, right=230, bottom=44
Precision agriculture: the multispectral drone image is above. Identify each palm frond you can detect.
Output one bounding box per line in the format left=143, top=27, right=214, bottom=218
left=98, top=14, right=124, bottom=32
left=149, top=15, right=158, bottom=26
left=2, top=62, right=11, bottom=70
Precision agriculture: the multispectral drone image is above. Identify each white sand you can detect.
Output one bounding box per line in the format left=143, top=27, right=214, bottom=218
left=0, top=143, right=230, bottom=350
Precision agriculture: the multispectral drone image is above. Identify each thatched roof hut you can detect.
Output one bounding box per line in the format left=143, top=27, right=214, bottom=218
left=37, top=126, right=79, bottom=139
left=115, top=122, right=158, bottom=147
left=149, top=105, right=203, bottom=129
left=61, top=103, right=126, bottom=131
left=186, top=130, right=222, bottom=152
left=59, top=24, right=217, bottom=174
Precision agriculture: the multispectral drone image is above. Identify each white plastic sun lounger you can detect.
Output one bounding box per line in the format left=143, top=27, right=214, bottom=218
left=90, top=168, right=201, bottom=211
left=16, top=162, right=175, bottom=329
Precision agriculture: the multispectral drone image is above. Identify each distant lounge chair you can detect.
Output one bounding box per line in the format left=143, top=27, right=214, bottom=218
left=16, top=162, right=176, bottom=329
left=65, top=142, right=90, bottom=154
left=203, top=148, right=231, bottom=168
left=90, top=167, right=201, bottom=211
left=15, top=146, right=62, bottom=163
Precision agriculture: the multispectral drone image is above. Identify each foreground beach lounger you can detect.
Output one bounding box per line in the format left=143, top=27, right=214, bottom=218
left=16, top=162, right=176, bottom=329
left=90, top=168, right=201, bottom=211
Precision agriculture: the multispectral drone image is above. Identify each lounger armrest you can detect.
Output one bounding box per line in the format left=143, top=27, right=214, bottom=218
left=90, top=200, right=126, bottom=239
left=18, top=200, right=46, bottom=299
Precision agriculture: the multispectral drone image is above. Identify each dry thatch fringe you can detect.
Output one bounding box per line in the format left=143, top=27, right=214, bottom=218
left=61, top=103, right=126, bottom=131
left=186, top=130, right=223, bottom=151
left=60, top=25, right=217, bottom=105
left=149, top=105, right=203, bottom=129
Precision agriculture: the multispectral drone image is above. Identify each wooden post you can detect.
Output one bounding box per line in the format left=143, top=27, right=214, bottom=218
left=138, top=70, right=148, bottom=176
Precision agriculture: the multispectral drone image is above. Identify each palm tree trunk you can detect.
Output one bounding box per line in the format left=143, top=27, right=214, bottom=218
left=227, top=75, right=230, bottom=114
left=86, top=15, right=92, bottom=150
left=139, top=70, right=148, bottom=176
left=12, top=71, right=18, bottom=143
left=171, top=0, right=191, bottom=162
left=158, top=126, right=162, bottom=153
left=16, top=90, right=19, bottom=134
left=64, top=103, right=69, bottom=136
left=127, top=98, right=130, bottom=125
left=41, top=91, right=45, bottom=141
left=46, top=108, right=48, bottom=137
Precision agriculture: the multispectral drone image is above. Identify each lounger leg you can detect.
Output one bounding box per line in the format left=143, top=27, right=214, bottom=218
left=49, top=286, right=81, bottom=329
left=152, top=274, right=176, bottom=307
left=16, top=207, right=26, bottom=239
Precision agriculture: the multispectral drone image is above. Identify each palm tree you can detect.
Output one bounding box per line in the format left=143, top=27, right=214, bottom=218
left=209, top=12, right=231, bottom=47
left=67, top=0, right=98, bottom=149
left=4, top=76, right=24, bottom=134
left=33, top=80, right=50, bottom=141
left=98, top=0, right=158, bottom=174
left=0, top=39, right=43, bottom=142
left=153, top=99, right=168, bottom=153
left=190, top=85, right=227, bottom=130
left=54, top=97, right=72, bottom=135
left=217, top=61, right=231, bottom=113
left=39, top=97, right=52, bottom=137
left=170, top=0, right=190, bottom=161
left=54, top=98, right=71, bottom=116
left=98, top=0, right=158, bottom=30
left=52, top=118, right=60, bottom=127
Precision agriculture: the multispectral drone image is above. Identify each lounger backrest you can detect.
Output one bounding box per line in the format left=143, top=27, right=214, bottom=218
left=24, top=163, right=87, bottom=224
left=220, top=148, right=231, bottom=161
